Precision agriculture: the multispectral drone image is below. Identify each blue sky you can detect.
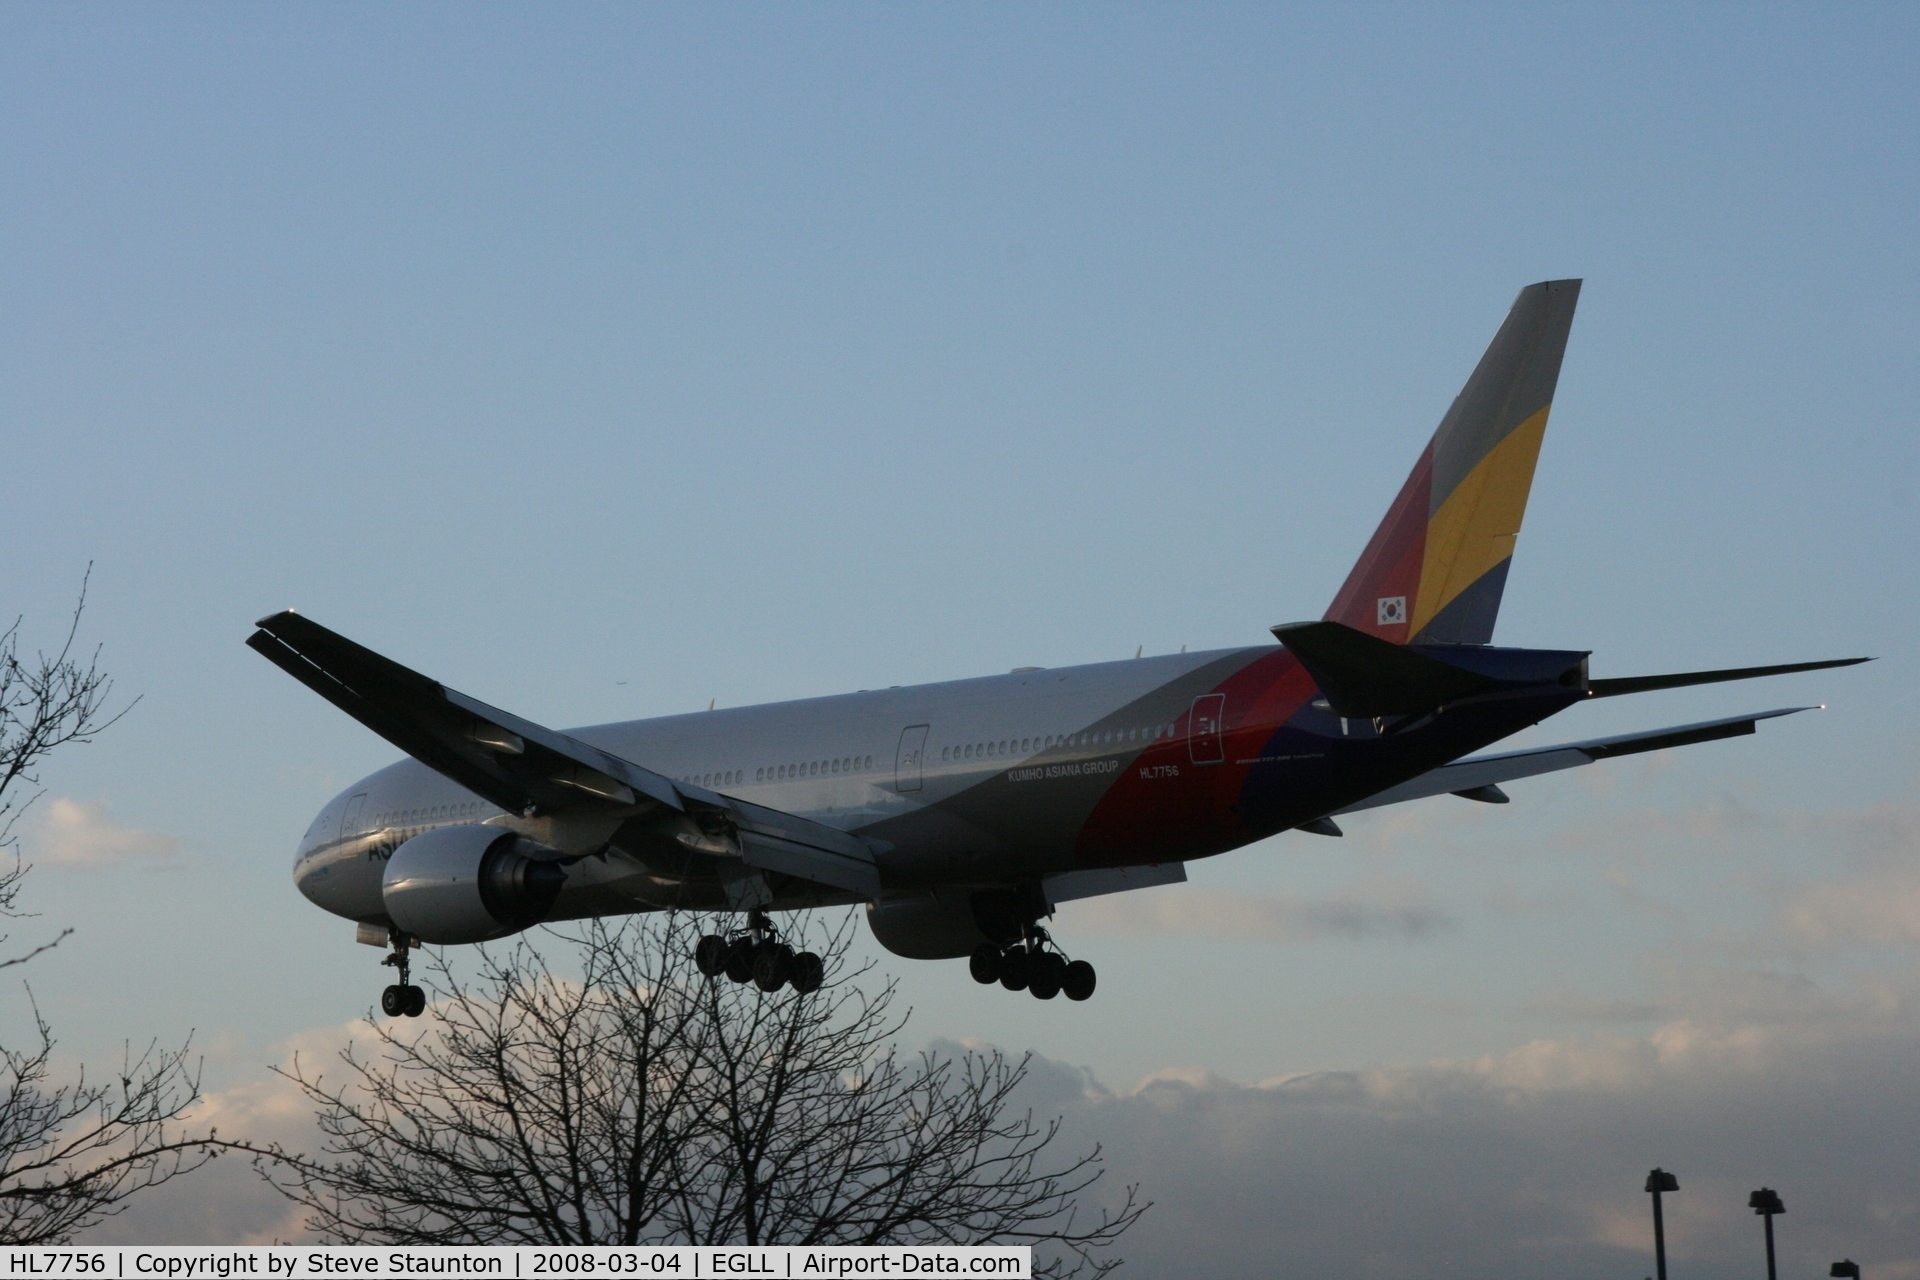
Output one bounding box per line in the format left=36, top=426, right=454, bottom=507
left=4, top=4, right=1917, bottom=1270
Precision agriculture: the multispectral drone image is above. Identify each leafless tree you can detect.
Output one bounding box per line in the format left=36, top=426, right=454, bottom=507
left=0, top=576, right=224, bottom=1242
left=258, top=912, right=1145, bottom=1275
left=2, top=571, right=131, bottom=970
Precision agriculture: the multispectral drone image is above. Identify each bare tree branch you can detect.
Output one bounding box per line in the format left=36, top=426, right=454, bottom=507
left=1, top=566, right=138, bottom=861
left=254, top=912, right=1145, bottom=1273
left=0, top=998, right=227, bottom=1244
left=0, top=575, right=221, bottom=1243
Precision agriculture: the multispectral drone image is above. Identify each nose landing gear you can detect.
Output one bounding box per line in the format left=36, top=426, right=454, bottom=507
left=970, top=926, right=1095, bottom=1001
left=695, top=910, right=824, bottom=995
left=380, top=930, right=427, bottom=1018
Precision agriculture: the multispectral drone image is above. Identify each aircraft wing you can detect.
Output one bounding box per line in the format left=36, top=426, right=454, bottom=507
left=247, top=612, right=882, bottom=897
left=1334, top=707, right=1815, bottom=815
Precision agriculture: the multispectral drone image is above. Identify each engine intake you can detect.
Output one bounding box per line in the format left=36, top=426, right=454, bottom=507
left=383, top=825, right=567, bottom=945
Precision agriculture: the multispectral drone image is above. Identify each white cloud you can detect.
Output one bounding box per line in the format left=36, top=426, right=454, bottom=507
left=1058, top=880, right=1450, bottom=942
left=77, top=971, right=1920, bottom=1274
left=30, top=798, right=178, bottom=867
left=1043, top=991, right=1920, bottom=1279
left=1776, top=802, right=1920, bottom=948
left=84, top=1018, right=373, bottom=1245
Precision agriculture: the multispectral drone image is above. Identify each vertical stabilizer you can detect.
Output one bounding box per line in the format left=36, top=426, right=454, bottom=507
left=1324, top=279, right=1581, bottom=645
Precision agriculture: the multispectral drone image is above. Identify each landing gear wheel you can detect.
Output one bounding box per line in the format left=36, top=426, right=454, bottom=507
left=723, top=940, right=756, bottom=984
left=789, top=951, right=824, bottom=994
left=752, top=943, right=792, bottom=992
left=379, top=931, right=420, bottom=1017
left=969, top=944, right=1000, bottom=985
left=997, top=949, right=1031, bottom=992
left=1062, top=959, right=1096, bottom=1002
left=1028, top=952, right=1065, bottom=1000
left=695, top=934, right=729, bottom=977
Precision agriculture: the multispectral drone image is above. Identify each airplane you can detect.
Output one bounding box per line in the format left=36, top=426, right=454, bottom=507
left=251, top=278, right=1867, bottom=1018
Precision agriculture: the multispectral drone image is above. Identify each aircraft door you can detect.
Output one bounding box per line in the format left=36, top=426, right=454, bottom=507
left=339, top=793, right=368, bottom=843
left=1189, top=695, right=1226, bottom=765
left=895, top=724, right=930, bottom=793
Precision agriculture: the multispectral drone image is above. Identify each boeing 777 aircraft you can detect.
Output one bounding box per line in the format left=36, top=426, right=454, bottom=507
left=253, top=279, right=1866, bottom=1018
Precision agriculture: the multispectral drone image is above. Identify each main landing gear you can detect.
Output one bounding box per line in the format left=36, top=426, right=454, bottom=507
left=695, top=910, right=824, bottom=995
left=380, top=931, right=427, bottom=1018
left=970, top=926, right=1096, bottom=1002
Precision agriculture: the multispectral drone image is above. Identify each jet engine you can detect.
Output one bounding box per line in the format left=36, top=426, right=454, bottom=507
left=382, top=825, right=568, bottom=945
left=865, top=885, right=1044, bottom=960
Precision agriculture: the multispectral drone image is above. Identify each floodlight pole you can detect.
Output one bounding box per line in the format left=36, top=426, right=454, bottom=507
left=1645, top=1168, right=1679, bottom=1280
left=1750, top=1188, right=1786, bottom=1280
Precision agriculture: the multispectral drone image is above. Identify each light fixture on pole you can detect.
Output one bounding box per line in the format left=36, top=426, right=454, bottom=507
left=1749, top=1187, right=1786, bottom=1280
left=1645, top=1168, right=1679, bottom=1280
left=1830, top=1261, right=1860, bottom=1279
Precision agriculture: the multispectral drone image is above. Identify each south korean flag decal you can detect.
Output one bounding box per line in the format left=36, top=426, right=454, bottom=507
left=1376, top=596, right=1407, bottom=626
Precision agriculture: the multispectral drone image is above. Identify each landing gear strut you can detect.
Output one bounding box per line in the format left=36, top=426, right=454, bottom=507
left=695, top=910, right=824, bottom=995
left=969, top=925, right=1095, bottom=1002
left=380, top=930, right=427, bottom=1018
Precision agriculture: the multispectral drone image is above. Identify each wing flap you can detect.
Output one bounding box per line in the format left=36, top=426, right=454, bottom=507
left=1334, top=707, right=1815, bottom=815
left=724, top=794, right=884, bottom=899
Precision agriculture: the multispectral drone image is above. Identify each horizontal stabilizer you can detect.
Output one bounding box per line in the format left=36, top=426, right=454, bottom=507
left=1271, top=620, right=1496, bottom=717
left=1589, top=656, right=1870, bottom=699
left=1335, top=706, right=1814, bottom=815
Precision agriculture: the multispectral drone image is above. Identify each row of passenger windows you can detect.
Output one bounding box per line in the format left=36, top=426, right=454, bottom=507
left=940, top=723, right=1177, bottom=763
left=355, top=721, right=1175, bottom=821
left=758, top=756, right=873, bottom=783
left=370, top=723, right=1184, bottom=818
left=678, top=755, right=878, bottom=790
left=376, top=801, right=482, bottom=831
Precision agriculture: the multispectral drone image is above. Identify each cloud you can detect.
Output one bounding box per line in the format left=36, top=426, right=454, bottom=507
left=1776, top=802, right=1920, bottom=948
left=1058, top=881, right=1450, bottom=942
left=1047, top=990, right=1920, bottom=1279
left=30, top=798, right=178, bottom=867
left=77, top=968, right=1920, bottom=1275
left=84, top=1018, right=373, bottom=1245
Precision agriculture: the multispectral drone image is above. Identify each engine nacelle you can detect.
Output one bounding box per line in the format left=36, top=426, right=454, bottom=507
left=866, top=885, right=1046, bottom=960
left=382, top=825, right=567, bottom=945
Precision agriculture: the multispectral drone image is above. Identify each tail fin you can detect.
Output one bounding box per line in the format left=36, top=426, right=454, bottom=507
left=1325, top=279, right=1581, bottom=645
